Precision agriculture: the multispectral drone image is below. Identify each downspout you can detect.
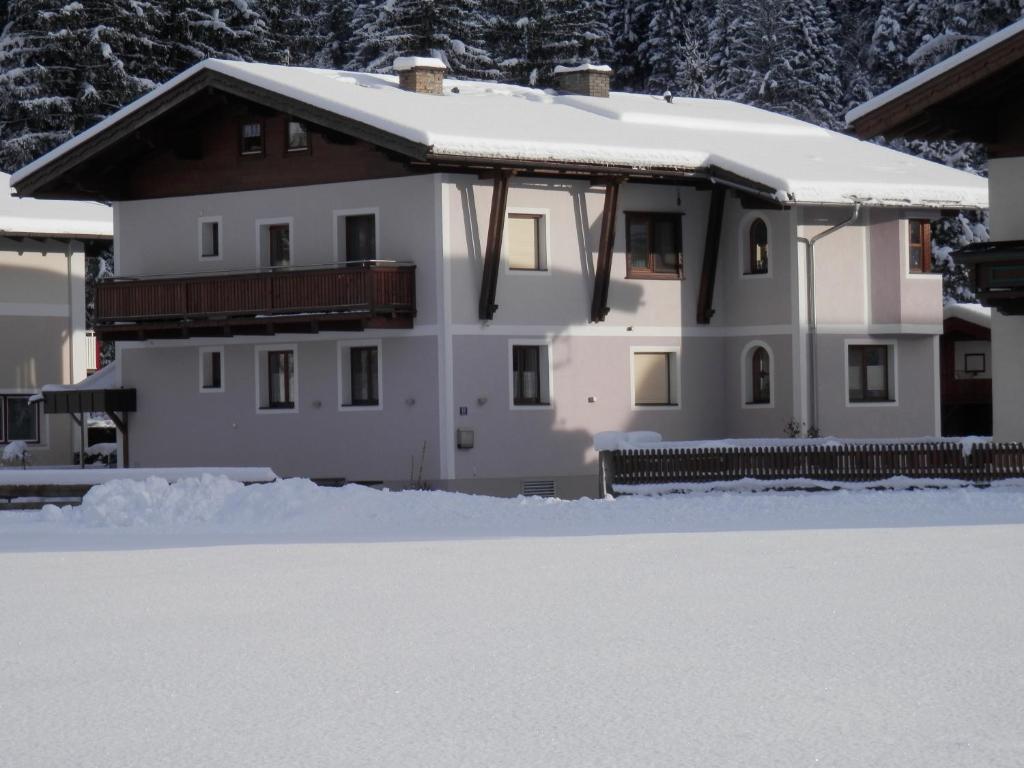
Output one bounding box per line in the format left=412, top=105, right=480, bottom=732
left=796, top=203, right=861, bottom=433
left=65, top=243, right=77, bottom=463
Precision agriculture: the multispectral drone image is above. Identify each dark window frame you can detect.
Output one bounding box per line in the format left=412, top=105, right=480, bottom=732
left=908, top=219, right=932, bottom=274
left=750, top=347, right=771, bottom=404
left=963, top=352, right=986, bottom=374
left=625, top=212, right=683, bottom=280
left=285, top=119, right=311, bottom=154
left=512, top=345, right=548, bottom=406
left=344, top=214, right=377, bottom=264
left=200, top=219, right=220, bottom=259
left=748, top=218, right=769, bottom=275
left=266, top=350, right=295, bottom=409
left=848, top=344, right=892, bottom=403
left=348, top=346, right=380, bottom=407
left=239, top=119, right=266, bottom=157
left=267, top=223, right=291, bottom=268
left=201, top=350, right=223, bottom=391
left=1, top=394, right=41, bottom=444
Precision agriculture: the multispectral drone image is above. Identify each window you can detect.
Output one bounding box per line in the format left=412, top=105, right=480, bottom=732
left=632, top=351, right=678, bottom=407
left=240, top=121, right=264, bottom=155
left=848, top=344, right=892, bottom=403
left=345, top=214, right=376, bottom=263
left=1, top=395, right=40, bottom=443
left=256, top=347, right=297, bottom=411
left=350, top=347, right=379, bottom=406
left=286, top=120, right=309, bottom=152
left=908, top=219, right=932, bottom=274
left=199, top=217, right=221, bottom=259
left=748, top=218, right=769, bottom=275
left=511, top=344, right=551, bottom=407
left=259, top=221, right=292, bottom=268
left=338, top=341, right=383, bottom=409
left=964, top=353, right=986, bottom=374
left=749, top=346, right=771, bottom=405
left=200, top=348, right=224, bottom=392
left=626, top=212, right=682, bottom=278
left=507, top=214, right=545, bottom=271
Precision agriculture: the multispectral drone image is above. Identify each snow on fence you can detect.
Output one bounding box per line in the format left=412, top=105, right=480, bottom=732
left=596, top=434, right=1024, bottom=494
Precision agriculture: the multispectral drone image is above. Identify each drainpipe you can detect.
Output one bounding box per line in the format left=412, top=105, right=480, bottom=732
left=796, top=203, right=861, bottom=433
left=65, top=243, right=79, bottom=463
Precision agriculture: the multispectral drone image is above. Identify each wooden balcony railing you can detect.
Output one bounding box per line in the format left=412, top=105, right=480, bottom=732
left=955, top=241, right=1024, bottom=315
left=95, top=262, right=416, bottom=340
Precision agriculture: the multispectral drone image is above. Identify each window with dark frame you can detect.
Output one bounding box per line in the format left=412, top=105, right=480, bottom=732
left=908, top=219, right=932, bottom=274
left=240, top=121, right=264, bottom=155
left=201, top=350, right=222, bottom=390
left=626, top=212, right=682, bottom=278
left=2, top=395, right=40, bottom=443
left=286, top=120, right=309, bottom=152
left=268, top=224, right=291, bottom=267
left=266, top=350, right=294, bottom=409
left=512, top=345, right=545, bottom=406
left=964, top=352, right=986, bottom=374
left=349, top=346, right=379, bottom=406
left=848, top=345, right=891, bottom=402
left=748, top=218, right=769, bottom=274
left=751, top=347, right=771, bottom=404
left=200, top=220, right=219, bottom=258
left=345, top=215, right=376, bottom=263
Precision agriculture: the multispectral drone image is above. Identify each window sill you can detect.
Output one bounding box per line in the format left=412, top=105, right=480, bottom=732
left=258, top=405, right=297, bottom=413
left=625, top=272, right=683, bottom=281
left=741, top=271, right=771, bottom=278
left=340, top=402, right=382, bottom=411
left=512, top=402, right=552, bottom=410
left=633, top=402, right=680, bottom=410
left=743, top=401, right=773, bottom=409
left=846, top=399, right=898, bottom=407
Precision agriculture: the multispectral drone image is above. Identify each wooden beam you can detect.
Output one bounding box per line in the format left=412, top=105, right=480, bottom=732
left=478, top=170, right=512, bottom=320
left=697, top=187, right=726, bottom=325
left=590, top=179, right=622, bottom=323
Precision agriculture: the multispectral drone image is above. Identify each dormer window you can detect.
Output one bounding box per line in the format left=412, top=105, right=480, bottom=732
left=287, top=120, right=309, bottom=152
left=240, top=121, right=264, bottom=155
left=748, top=218, right=769, bottom=274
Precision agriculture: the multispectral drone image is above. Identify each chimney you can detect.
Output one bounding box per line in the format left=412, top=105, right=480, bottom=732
left=394, top=56, right=448, bottom=95
left=554, top=63, right=612, bottom=98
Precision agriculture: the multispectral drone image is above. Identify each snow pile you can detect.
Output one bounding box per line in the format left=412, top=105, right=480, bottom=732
left=1, top=440, right=28, bottom=466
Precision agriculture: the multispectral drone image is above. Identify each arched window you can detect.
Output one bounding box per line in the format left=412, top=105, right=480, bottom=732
left=748, top=218, right=768, bottom=274
left=751, top=346, right=771, bottom=404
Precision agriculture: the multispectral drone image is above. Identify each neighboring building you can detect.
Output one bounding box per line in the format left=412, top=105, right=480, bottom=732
left=848, top=19, right=1024, bottom=444
left=941, top=304, right=992, bottom=437
left=12, top=59, right=986, bottom=495
left=0, top=174, right=113, bottom=464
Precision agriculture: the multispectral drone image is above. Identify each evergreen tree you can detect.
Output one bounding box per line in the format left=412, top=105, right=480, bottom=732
left=348, top=0, right=494, bottom=78
left=267, top=0, right=331, bottom=66
left=158, top=0, right=280, bottom=76
left=609, top=0, right=653, bottom=91
left=643, top=0, right=715, bottom=97
left=486, top=0, right=545, bottom=84
left=316, top=0, right=359, bottom=68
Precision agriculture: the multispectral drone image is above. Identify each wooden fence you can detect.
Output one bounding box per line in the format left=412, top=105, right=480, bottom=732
left=601, top=442, right=1024, bottom=493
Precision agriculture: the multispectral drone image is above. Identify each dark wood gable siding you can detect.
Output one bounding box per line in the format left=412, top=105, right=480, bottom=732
left=119, top=98, right=419, bottom=200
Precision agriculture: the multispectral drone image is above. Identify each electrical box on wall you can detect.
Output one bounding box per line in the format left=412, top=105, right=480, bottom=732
left=456, top=429, right=474, bottom=450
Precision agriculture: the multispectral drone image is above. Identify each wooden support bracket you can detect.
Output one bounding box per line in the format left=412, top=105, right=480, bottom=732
left=590, top=179, right=622, bottom=323
left=696, top=187, right=726, bottom=325
left=478, top=170, right=512, bottom=320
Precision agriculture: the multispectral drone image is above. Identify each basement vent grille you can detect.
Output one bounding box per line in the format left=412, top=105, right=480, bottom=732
left=521, top=479, right=556, bottom=498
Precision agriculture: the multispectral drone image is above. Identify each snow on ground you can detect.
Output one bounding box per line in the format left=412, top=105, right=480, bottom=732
left=3, top=477, right=1024, bottom=767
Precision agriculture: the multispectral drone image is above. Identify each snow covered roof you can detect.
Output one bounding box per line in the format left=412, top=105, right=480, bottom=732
left=0, top=172, right=112, bottom=239
left=847, top=19, right=1024, bottom=125
left=943, top=302, right=992, bottom=328
left=13, top=59, right=988, bottom=209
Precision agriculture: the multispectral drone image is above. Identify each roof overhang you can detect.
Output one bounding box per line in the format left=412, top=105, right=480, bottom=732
left=847, top=22, right=1024, bottom=142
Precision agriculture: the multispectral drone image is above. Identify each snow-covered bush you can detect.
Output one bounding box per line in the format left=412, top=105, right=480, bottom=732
left=2, top=440, right=30, bottom=468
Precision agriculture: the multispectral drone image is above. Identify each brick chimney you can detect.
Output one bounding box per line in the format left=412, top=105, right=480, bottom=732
left=394, top=56, right=448, bottom=95
left=554, top=64, right=612, bottom=98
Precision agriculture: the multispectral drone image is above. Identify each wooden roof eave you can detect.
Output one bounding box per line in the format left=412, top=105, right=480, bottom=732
left=849, top=29, right=1024, bottom=141
left=13, top=69, right=433, bottom=200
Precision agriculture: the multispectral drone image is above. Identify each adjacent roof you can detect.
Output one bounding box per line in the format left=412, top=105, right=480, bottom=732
left=943, top=302, right=992, bottom=328
left=13, top=59, right=988, bottom=209
left=846, top=19, right=1024, bottom=140
left=0, top=172, right=112, bottom=239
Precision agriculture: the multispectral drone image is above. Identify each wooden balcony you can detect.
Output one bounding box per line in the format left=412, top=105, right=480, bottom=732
left=955, top=241, right=1024, bottom=315
left=95, top=262, right=416, bottom=340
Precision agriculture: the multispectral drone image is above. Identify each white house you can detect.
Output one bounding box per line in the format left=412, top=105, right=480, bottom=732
left=849, top=19, right=1024, bottom=443
left=0, top=173, right=112, bottom=464
left=11, top=58, right=986, bottom=494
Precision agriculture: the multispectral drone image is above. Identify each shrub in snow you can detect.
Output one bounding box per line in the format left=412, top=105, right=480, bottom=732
left=2, top=440, right=29, bottom=468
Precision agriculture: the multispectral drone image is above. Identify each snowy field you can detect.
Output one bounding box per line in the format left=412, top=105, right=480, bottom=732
left=3, top=477, right=1024, bottom=767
